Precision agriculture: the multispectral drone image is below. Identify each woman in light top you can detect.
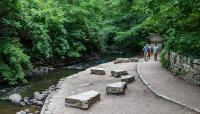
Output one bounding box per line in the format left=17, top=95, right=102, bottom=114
left=153, top=44, right=159, bottom=61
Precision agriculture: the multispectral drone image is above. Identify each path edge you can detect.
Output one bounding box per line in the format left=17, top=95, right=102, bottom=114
left=137, top=61, right=200, bottom=113
left=40, top=72, right=82, bottom=114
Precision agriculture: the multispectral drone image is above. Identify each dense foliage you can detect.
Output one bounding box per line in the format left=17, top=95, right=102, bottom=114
left=0, top=0, right=105, bottom=84
left=100, top=0, right=149, bottom=53
left=0, top=0, right=147, bottom=85
left=128, top=0, right=200, bottom=67
left=1, top=0, right=199, bottom=84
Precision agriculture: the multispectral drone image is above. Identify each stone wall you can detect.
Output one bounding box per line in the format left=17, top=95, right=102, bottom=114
left=169, top=52, right=200, bottom=85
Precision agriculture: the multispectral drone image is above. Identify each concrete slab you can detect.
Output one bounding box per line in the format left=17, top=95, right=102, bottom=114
left=114, top=58, right=130, bottom=64
left=106, top=82, right=127, bottom=94
left=111, top=70, right=128, bottom=77
left=121, top=75, right=135, bottom=83
left=91, top=68, right=106, bottom=75
left=130, top=58, right=139, bottom=62
left=65, top=90, right=100, bottom=109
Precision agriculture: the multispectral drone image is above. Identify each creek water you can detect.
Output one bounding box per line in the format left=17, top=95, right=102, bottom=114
left=0, top=54, right=127, bottom=114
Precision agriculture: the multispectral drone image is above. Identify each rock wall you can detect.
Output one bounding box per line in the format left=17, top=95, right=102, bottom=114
left=169, top=52, right=200, bottom=85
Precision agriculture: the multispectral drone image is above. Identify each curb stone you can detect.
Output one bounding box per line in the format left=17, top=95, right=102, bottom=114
left=137, top=61, right=200, bottom=113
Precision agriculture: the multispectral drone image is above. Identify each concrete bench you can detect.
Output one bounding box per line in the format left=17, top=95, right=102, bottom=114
left=121, top=75, right=135, bottom=83
left=65, top=90, right=100, bottom=109
left=106, top=82, right=127, bottom=94
left=91, top=68, right=106, bottom=75
left=111, top=70, right=128, bottom=77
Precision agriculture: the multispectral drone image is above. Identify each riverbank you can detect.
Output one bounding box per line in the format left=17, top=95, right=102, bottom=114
left=0, top=54, right=127, bottom=114
left=0, top=68, right=81, bottom=114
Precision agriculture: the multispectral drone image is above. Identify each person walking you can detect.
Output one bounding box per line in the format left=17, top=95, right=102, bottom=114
left=147, top=44, right=151, bottom=60
left=153, top=44, right=159, bottom=61
left=143, top=44, right=148, bottom=61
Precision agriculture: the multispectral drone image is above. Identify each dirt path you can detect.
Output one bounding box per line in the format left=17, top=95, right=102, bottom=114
left=41, top=61, right=197, bottom=114
left=138, top=58, right=200, bottom=112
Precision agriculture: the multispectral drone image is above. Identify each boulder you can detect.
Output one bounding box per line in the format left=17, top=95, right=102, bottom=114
left=30, top=98, right=36, bottom=104
left=9, top=94, right=22, bottom=105
left=0, top=89, right=6, bottom=93
left=91, top=68, right=106, bottom=75
left=114, top=58, right=129, bottom=64
left=20, top=110, right=26, bottom=114
left=34, top=92, right=46, bottom=101
left=106, top=82, right=127, bottom=94
left=23, top=97, right=30, bottom=105
left=65, top=90, right=100, bottom=109
left=121, top=75, right=135, bottom=83
left=24, top=109, right=30, bottom=113
left=34, top=111, right=40, bottom=114
left=35, top=101, right=43, bottom=106
left=111, top=70, right=128, bottom=77
left=19, top=102, right=26, bottom=106
left=41, top=91, right=49, bottom=96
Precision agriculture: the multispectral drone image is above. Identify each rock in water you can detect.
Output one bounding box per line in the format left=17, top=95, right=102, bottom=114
left=106, top=82, right=127, bottom=94
left=20, top=110, right=26, bottom=114
left=90, top=68, right=106, bottom=75
left=35, top=101, right=43, bottom=106
left=16, top=112, right=21, bottom=114
left=34, top=111, right=40, bottom=114
left=114, top=58, right=130, bottom=64
left=24, top=109, right=30, bottom=113
left=111, top=70, right=128, bottom=77
left=65, top=90, right=100, bottom=109
left=19, top=102, right=26, bottom=106
left=9, top=94, right=22, bottom=105
left=34, top=92, right=46, bottom=101
left=121, top=75, right=135, bottom=83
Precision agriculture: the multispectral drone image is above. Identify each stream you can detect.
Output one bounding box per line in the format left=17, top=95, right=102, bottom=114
left=0, top=54, right=127, bottom=114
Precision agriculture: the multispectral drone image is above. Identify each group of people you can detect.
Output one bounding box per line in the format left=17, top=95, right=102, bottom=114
left=143, top=44, right=159, bottom=61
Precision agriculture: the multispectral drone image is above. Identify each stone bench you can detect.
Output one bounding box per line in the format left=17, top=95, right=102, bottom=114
left=111, top=70, right=128, bottom=77
left=106, top=82, right=127, bottom=94
left=65, top=90, right=100, bottom=109
left=129, top=58, right=139, bottom=62
left=114, top=58, right=130, bottom=64
left=90, top=68, right=106, bottom=75
left=121, top=75, right=135, bottom=83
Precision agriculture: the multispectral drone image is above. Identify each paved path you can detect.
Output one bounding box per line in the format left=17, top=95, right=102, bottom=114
left=41, top=61, right=197, bottom=114
left=138, top=58, right=200, bottom=112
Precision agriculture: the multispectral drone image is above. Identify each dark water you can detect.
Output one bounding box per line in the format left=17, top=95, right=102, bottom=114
left=0, top=54, right=127, bottom=114
left=0, top=69, right=81, bottom=114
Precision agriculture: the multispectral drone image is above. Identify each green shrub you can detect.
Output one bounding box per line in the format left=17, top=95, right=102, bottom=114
left=160, top=48, right=170, bottom=69
left=0, top=39, right=32, bottom=85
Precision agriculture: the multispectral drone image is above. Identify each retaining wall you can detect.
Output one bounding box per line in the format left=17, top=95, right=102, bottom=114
left=169, top=52, right=200, bottom=85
